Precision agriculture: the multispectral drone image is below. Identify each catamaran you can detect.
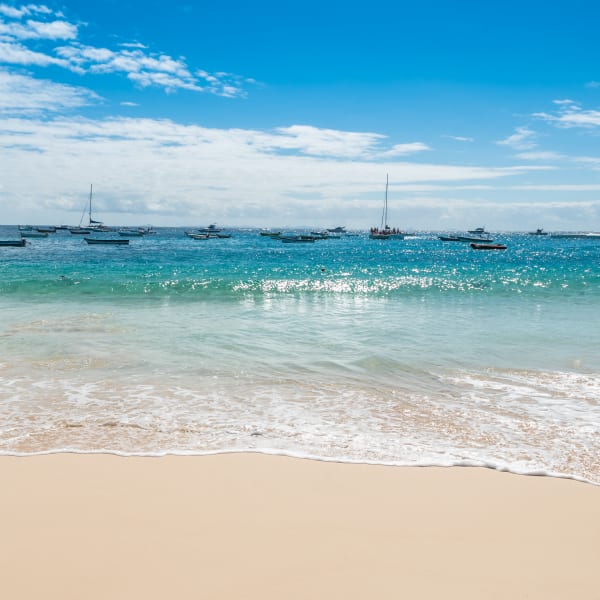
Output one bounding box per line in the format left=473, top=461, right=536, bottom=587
left=369, top=174, right=405, bottom=239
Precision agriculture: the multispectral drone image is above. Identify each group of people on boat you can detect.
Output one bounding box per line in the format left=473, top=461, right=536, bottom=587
left=369, top=226, right=401, bottom=235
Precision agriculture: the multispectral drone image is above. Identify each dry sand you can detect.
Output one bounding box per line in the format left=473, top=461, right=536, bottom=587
left=1, top=453, right=599, bottom=599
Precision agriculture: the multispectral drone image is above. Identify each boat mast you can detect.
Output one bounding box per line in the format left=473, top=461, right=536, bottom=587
left=88, top=184, right=92, bottom=227
left=381, top=173, right=389, bottom=230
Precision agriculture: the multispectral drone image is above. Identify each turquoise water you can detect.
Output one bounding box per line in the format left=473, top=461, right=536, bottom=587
left=1, top=226, right=599, bottom=483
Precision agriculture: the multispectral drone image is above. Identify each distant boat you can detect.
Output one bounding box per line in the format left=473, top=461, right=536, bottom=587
left=310, top=231, right=332, bottom=239
left=326, top=226, right=347, bottom=234
left=84, top=237, right=129, bottom=245
left=528, top=228, right=548, bottom=236
left=470, top=243, right=507, bottom=250
left=439, top=234, right=493, bottom=243
left=198, top=224, right=222, bottom=233
left=185, top=232, right=210, bottom=240
left=119, top=229, right=145, bottom=237
left=36, top=226, right=56, bottom=233
left=456, top=234, right=493, bottom=242
left=1, top=239, right=27, bottom=247
left=69, top=227, right=92, bottom=234
left=369, top=175, right=405, bottom=240
left=259, top=231, right=281, bottom=237
left=280, top=235, right=315, bottom=243
left=468, top=227, right=490, bottom=235
left=20, top=231, right=48, bottom=238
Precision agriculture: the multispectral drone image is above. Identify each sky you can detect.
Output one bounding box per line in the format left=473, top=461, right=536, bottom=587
left=1, top=0, right=600, bottom=230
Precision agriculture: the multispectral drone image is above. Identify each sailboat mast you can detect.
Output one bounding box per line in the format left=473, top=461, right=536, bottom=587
left=88, top=184, right=92, bottom=226
left=384, top=173, right=389, bottom=229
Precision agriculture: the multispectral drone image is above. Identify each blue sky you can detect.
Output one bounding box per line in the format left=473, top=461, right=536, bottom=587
left=1, top=0, right=600, bottom=229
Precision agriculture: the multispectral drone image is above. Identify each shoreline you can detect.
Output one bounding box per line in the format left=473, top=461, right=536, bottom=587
left=1, top=449, right=598, bottom=487
left=2, top=453, right=599, bottom=599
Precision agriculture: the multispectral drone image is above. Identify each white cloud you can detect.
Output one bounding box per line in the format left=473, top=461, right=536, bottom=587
left=572, top=156, right=600, bottom=170
left=266, top=125, right=429, bottom=159
left=0, top=68, right=99, bottom=114
left=0, top=18, right=77, bottom=40
left=552, top=99, right=578, bottom=106
left=585, top=81, right=600, bottom=88
left=507, top=184, right=600, bottom=191
left=380, top=142, right=430, bottom=157
left=442, top=135, right=474, bottom=142
left=0, top=4, right=53, bottom=18
left=0, top=4, right=253, bottom=97
left=496, top=126, right=537, bottom=150
left=514, top=151, right=564, bottom=161
left=0, top=40, right=67, bottom=66
left=535, top=107, right=600, bottom=128
left=0, top=114, right=538, bottom=226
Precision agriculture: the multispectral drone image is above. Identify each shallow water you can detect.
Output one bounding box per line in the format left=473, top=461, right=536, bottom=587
left=1, top=226, right=599, bottom=483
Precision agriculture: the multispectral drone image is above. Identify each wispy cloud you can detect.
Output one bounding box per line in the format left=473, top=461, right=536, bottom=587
left=514, top=151, right=564, bottom=161
left=0, top=40, right=69, bottom=66
left=268, top=125, right=429, bottom=159
left=442, top=135, right=474, bottom=142
left=534, top=100, right=600, bottom=128
left=0, top=2, right=254, bottom=97
left=0, top=16, right=77, bottom=40
left=496, top=126, right=537, bottom=150
left=0, top=3, right=53, bottom=19
left=572, top=156, right=600, bottom=170
left=0, top=68, right=99, bottom=114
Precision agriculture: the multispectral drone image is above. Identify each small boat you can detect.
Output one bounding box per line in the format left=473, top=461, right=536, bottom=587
left=20, top=231, right=48, bottom=238
left=84, top=237, right=129, bottom=245
left=280, top=235, right=315, bottom=243
left=456, top=235, right=493, bottom=242
left=470, top=243, right=507, bottom=250
left=311, top=231, right=340, bottom=239
left=119, top=229, right=145, bottom=236
left=326, top=226, right=347, bottom=234
left=259, top=230, right=281, bottom=237
left=468, top=227, right=489, bottom=235
left=198, top=223, right=222, bottom=233
left=438, top=235, right=461, bottom=242
left=69, top=227, right=92, bottom=234
left=528, top=228, right=548, bottom=236
left=0, top=239, right=27, bottom=247
left=36, top=226, right=56, bottom=233
left=185, top=232, right=210, bottom=240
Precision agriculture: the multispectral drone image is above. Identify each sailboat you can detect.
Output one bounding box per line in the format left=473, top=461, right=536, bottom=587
left=70, top=185, right=113, bottom=234
left=369, top=174, right=405, bottom=239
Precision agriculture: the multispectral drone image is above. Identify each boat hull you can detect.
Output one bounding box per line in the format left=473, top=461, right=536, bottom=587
left=84, top=238, right=129, bottom=245
left=470, top=243, right=507, bottom=250
left=0, top=239, right=26, bottom=247
left=369, top=233, right=405, bottom=240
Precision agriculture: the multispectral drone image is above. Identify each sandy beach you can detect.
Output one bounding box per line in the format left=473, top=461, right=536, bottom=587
left=1, top=454, right=599, bottom=599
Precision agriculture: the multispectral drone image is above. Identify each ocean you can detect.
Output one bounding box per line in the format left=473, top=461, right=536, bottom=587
left=1, top=226, right=599, bottom=484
